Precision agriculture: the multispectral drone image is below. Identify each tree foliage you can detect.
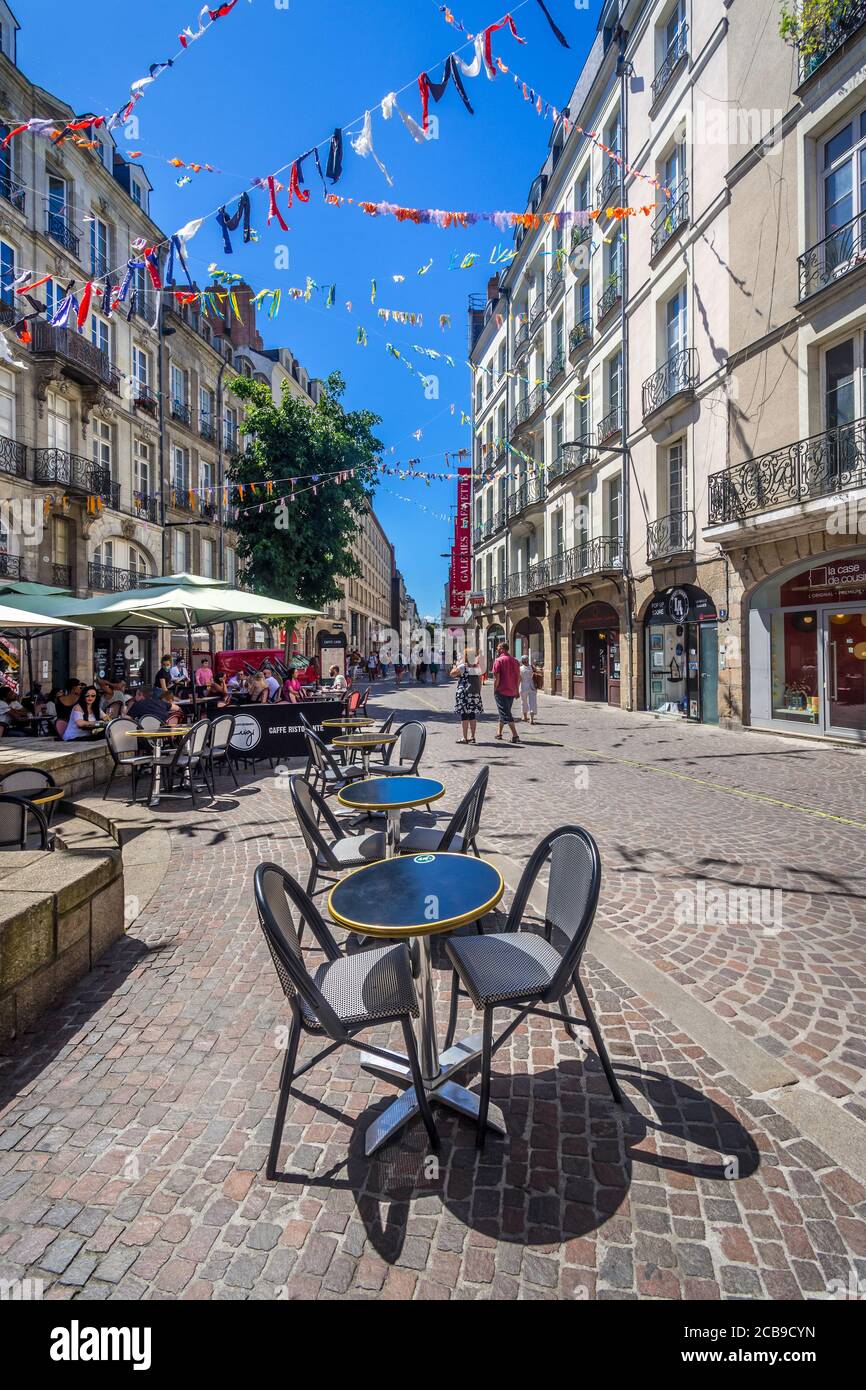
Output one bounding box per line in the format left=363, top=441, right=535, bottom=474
left=779, top=0, right=848, bottom=55
left=228, top=372, right=383, bottom=610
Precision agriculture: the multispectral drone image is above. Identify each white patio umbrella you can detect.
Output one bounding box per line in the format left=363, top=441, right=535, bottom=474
left=0, top=602, right=89, bottom=697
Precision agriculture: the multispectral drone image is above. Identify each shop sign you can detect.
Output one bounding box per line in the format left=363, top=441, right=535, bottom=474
left=528, top=600, right=547, bottom=619
left=780, top=558, right=866, bottom=607
left=648, top=585, right=718, bottom=625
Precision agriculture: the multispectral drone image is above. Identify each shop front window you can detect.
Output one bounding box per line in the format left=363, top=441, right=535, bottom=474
left=771, top=610, right=820, bottom=724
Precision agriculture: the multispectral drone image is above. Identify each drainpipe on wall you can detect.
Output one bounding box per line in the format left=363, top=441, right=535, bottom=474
left=616, top=22, right=635, bottom=711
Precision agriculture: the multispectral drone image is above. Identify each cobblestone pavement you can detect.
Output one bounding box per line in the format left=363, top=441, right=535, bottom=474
left=0, top=683, right=864, bottom=1301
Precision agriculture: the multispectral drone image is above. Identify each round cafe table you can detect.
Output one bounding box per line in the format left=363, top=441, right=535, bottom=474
left=126, top=727, right=190, bottom=807
left=337, top=775, right=444, bottom=857
left=320, top=716, right=375, bottom=730
left=328, top=851, right=506, bottom=1155
left=332, top=732, right=398, bottom=777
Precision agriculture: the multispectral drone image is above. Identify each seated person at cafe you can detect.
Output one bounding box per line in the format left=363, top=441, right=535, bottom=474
left=97, top=676, right=127, bottom=719
left=281, top=671, right=303, bottom=703
left=327, top=664, right=348, bottom=693
left=246, top=671, right=270, bottom=704
left=54, top=679, right=85, bottom=737
left=170, top=655, right=188, bottom=684
left=154, top=655, right=174, bottom=696
left=261, top=664, right=281, bottom=702
left=206, top=673, right=231, bottom=708
left=226, top=671, right=247, bottom=701
left=62, top=685, right=104, bottom=741
left=195, top=656, right=214, bottom=688
left=129, top=686, right=182, bottom=725
left=0, top=688, right=31, bottom=736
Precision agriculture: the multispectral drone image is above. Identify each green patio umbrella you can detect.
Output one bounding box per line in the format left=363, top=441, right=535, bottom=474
left=0, top=579, right=75, bottom=694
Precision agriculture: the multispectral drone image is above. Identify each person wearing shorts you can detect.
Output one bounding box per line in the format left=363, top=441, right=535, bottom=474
left=492, top=641, right=521, bottom=743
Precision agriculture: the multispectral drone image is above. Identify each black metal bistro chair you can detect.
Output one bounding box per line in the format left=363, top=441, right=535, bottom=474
left=398, top=766, right=488, bottom=858
left=443, top=825, right=623, bottom=1148
left=0, top=793, right=50, bottom=851
left=103, top=718, right=152, bottom=803
left=366, top=720, right=426, bottom=777
left=205, top=711, right=239, bottom=788
left=0, top=767, right=59, bottom=825
left=302, top=727, right=366, bottom=804
left=290, top=776, right=384, bottom=934
left=147, top=719, right=213, bottom=808
left=254, top=863, right=439, bottom=1178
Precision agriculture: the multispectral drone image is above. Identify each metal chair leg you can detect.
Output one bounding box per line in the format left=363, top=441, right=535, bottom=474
left=102, top=764, right=116, bottom=801
left=444, top=969, right=461, bottom=1051
left=476, top=1008, right=494, bottom=1149
left=266, top=1017, right=301, bottom=1180
left=573, top=975, right=623, bottom=1104
left=400, top=1019, right=439, bottom=1152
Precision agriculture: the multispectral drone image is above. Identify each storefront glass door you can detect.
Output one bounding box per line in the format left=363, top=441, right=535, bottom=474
left=827, top=610, right=866, bottom=732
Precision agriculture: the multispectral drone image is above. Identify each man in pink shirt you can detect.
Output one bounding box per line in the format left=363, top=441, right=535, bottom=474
left=492, top=640, right=522, bottom=744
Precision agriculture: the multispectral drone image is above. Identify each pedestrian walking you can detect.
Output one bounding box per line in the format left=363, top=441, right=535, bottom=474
left=519, top=654, right=539, bottom=724
left=417, top=659, right=427, bottom=683
left=451, top=648, right=483, bottom=744
left=429, top=656, right=440, bottom=684
left=492, top=640, right=521, bottom=744
left=394, top=656, right=403, bottom=687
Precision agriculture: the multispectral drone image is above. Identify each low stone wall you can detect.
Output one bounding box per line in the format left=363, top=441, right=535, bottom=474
left=0, top=846, right=124, bottom=1047
left=0, top=738, right=111, bottom=798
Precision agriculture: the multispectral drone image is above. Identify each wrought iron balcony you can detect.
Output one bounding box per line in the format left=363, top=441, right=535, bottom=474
left=0, top=434, right=27, bottom=478
left=546, top=264, right=564, bottom=300
left=46, top=213, right=80, bottom=258
left=131, top=491, right=162, bottom=525
left=647, top=509, right=696, bottom=561
left=547, top=352, right=566, bottom=388
left=224, top=428, right=239, bottom=456
left=651, top=179, right=690, bottom=258
left=569, top=319, right=593, bottom=357
left=171, top=399, right=192, bottom=426
left=474, top=518, right=493, bottom=545
left=492, top=505, right=508, bottom=534
left=89, top=562, right=142, bottom=593
left=52, top=564, right=72, bottom=589
left=708, top=416, right=866, bottom=525
left=651, top=23, right=689, bottom=104
left=134, top=385, right=158, bottom=415
left=0, top=553, right=23, bottom=580
left=797, top=0, right=866, bottom=80
left=199, top=499, right=220, bottom=522
left=169, top=484, right=195, bottom=511
left=510, top=474, right=548, bottom=518
left=571, top=223, right=592, bottom=251
left=200, top=418, right=217, bottom=444
left=529, top=294, right=545, bottom=336
left=528, top=536, right=623, bottom=592
left=509, top=385, right=545, bottom=436
left=31, top=322, right=120, bottom=394
left=799, top=209, right=866, bottom=300
left=0, top=182, right=25, bottom=214
left=0, top=301, right=16, bottom=330
left=132, top=290, right=157, bottom=322
left=548, top=441, right=592, bottom=484
left=596, top=157, right=621, bottom=209
left=597, top=274, right=622, bottom=323
left=514, top=320, right=530, bottom=357
left=597, top=406, right=622, bottom=445
left=642, top=347, right=699, bottom=421
left=34, top=448, right=119, bottom=506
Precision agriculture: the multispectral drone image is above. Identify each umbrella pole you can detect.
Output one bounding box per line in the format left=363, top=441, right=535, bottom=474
left=187, top=616, right=198, bottom=722
left=26, top=634, right=34, bottom=698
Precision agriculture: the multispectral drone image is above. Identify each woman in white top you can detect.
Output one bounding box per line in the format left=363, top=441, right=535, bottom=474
left=519, top=656, right=538, bottom=724
left=62, top=686, right=103, bottom=740
left=451, top=648, right=484, bottom=744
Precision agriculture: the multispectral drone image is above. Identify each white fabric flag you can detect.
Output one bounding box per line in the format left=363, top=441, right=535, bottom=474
left=351, top=110, right=393, bottom=187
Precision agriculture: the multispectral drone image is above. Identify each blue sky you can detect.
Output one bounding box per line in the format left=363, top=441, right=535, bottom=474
left=19, top=0, right=596, bottom=615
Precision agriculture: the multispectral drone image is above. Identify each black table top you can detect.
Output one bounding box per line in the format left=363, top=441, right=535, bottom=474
left=337, top=776, right=445, bottom=811
left=328, top=852, right=504, bottom=938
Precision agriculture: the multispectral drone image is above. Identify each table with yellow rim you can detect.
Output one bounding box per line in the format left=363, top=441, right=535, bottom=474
left=327, top=851, right=507, bottom=1155
left=332, top=732, right=399, bottom=777
left=25, top=789, right=65, bottom=807
left=336, top=775, right=445, bottom=857
left=320, top=716, right=376, bottom=729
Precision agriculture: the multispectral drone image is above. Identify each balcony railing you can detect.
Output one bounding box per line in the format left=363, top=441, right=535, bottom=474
left=797, top=0, right=866, bottom=80
left=46, top=213, right=80, bottom=258
left=492, top=505, right=508, bottom=535
left=134, top=385, right=158, bottom=415
left=651, top=179, right=690, bottom=258
left=31, top=322, right=120, bottom=394
left=514, top=321, right=530, bottom=356
left=510, top=474, right=548, bottom=518
left=546, top=264, right=564, bottom=299
left=798, top=209, right=866, bottom=299
left=0, top=553, right=23, bottom=580
left=548, top=441, right=592, bottom=484
left=34, top=448, right=119, bottom=506
left=0, top=434, right=27, bottom=478
left=474, top=518, right=493, bottom=545
left=597, top=274, right=622, bottom=323
left=642, top=346, right=699, bottom=420
left=132, top=290, right=157, bottom=322
left=169, top=485, right=195, bottom=511
left=652, top=23, right=689, bottom=104
left=131, top=491, right=162, bottom=525
left=569, top=319, right=593, bottom=356
left=596, top=157, right=621, bottom=209
left=200, top=418, right=217, bottom=444
left=88, top=562, right=143, bottom=594
left=0, top=182, right=25, bottom=215
left=597, top=406, right=622, bottom=444
left=707, top=416, right=866, bottom=525
left=571, top=223, right=592, bottom=251
left=547, top=352, right=565, bottom=387
left=509, top=385, right=544, bottom=436
left=528, top=536, right=623, bottom=593
left=529, top=294, right=545, bottom=335
left=52, top=564, right=72, bottom=589
left=91, top=255, right=109, bottom=280
left=171, top=399, right=192, bottom=426
left=647, top=509, right=696, bottom=561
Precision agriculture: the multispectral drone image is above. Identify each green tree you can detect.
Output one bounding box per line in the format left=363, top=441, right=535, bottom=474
left=779, top=0, right=848, bottom=57
left=228, top=371, right=383, bottom=609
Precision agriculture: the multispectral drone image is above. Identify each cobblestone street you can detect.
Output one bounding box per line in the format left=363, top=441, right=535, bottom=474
left=1, top=682, right=865, bottom=1301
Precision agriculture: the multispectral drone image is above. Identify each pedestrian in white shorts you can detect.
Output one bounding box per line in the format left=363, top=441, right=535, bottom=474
left=519, top=655, right=538, bottom=724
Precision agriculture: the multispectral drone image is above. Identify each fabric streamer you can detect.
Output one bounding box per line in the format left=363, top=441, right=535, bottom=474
left=326, top=128, right=343, bottom=183
left=381, top=92, right=426, bottom=144
left=287, top=161, right=309, bottom=208
left=265, top=176, right=288, bottom=231
left=165, top=234, right=195, bottom=289
left=418, top=55, right=474, bottom=133
left=76, top=282, right=92, bottom=332
left=350, top=110, right=393, bottom=187
left=216, top=191, right=252, bottom=254
left=534, top=0, right=569, bottom=47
